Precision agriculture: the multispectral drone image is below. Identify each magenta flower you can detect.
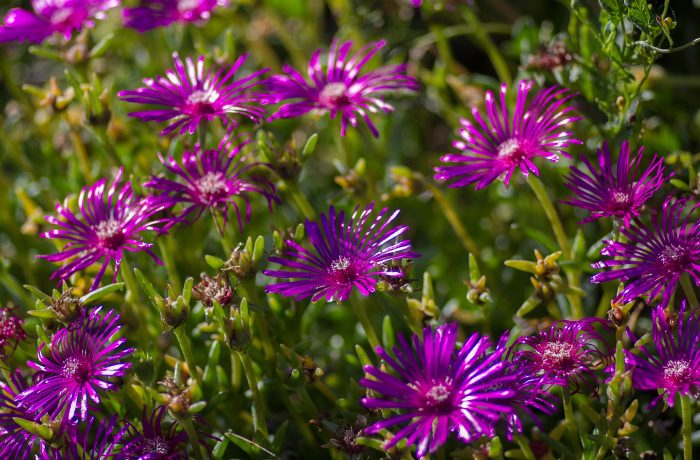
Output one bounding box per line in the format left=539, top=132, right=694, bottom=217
left=41, top=415, right=127, bottom=460
left=268, top=39, right=419, bottom=137
left=562, top=141, right=666, bottom=227
left=144, top=137, right=279, bottom=233
left=434, top=80, right=581, bottom=189
left=264, top=203, right=417, bottom=302
left=123, top=0, right=229, bottom=32
left=0, top=306, right=27, bottom=360
left=0, top=0, right=119, bottom=44
left=359, top=323, right=516, bottom=457
left=513, top=318, right=610, bottom=394
left=40, top=168, right=167, bottom=290
left=591, top=198, right=700, bottom=308
left=0, top=371, right=47, bottom=460
left=626, top=303, right=700, bottom=407
left=118, top=52, right=270, bottom=136
left=17, top=308, right=134, bottom=424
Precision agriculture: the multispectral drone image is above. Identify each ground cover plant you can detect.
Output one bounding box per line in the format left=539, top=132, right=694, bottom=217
left=1, top=0, right=700, bottom=458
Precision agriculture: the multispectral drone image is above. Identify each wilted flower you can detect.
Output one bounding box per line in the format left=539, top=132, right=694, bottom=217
left=144, top=137, right=278, bottom=233
left=0, top=306, right=27, bottom=360
left=360, top=323, right=516, bottom=458
left=118, top=52, right=270, bottom=136
left=17, top=308, right=134, bottom=424
left=0, top=0, right=119, bottom=44
left=626, top=303, right=700, bottom=406
left=40, top=168, right=167, bottom=290
left=0, top=371, right=48, bottom=459
left=591, top=198, right=700, bottom=308
left=562, top=141, right=666, bottom=227
left=264, top=203, right=417, bottom=302
left=123, top=0, right=229, bottom=32
left=513, top=318, right=610, bottom=394
left=434, top=80, right=581, bottom=189
left=268, top=39, right=419, bottom=137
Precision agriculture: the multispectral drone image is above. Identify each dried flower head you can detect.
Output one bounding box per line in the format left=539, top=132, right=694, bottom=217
left=0, top=306, right=27, bottom=360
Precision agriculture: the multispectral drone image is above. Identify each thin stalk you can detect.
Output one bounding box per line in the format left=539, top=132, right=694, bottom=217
left=230, top=352, right=242, bottom=390
left=239, top=280, right=276, bottom=364
left=562, top=386, right=581, bottom=458
left=681, top=395, right=693, bottom=460
left=159, top=236, right=181, bottom=293
left=175, top=414, right=204, bottom=460
left=237, top=351, right=269, bottom=438
left=119, top=258, right=152, bottom=340
left=173, top=327, right=201, bottom=386
left=513, top=434, right=536, bottom=460
left=425, top=181, right=480, bottom=257
left=287, top=182, right=316, bottom=220
left=680, top=273, right=699, bottom=308
left=349, top=297, right=380, bottom=351
left=68, top=129, right=93, bottom=182
left=460, top=7, right=512, bottom=85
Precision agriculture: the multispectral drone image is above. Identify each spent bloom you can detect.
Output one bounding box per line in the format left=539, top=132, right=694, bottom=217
left=626, top=303, right=700, bottom=407
left=591, top=198, right=700, bottom=309
left=144, top=136, right=278, bottom=233
left=264, top=203, right=417, bottom=302
left=40, top=168, right=167, bottom=290
left=17, top=308, right=134, bottom=424
left=118, top=52, right=270, bottom=136
left=123, top=0, right=228, bottom=32
left=360, top=323, right=516, bottom=457
left=0, top=306, right=27, bottom=360
left=513, top=318, right=610, bottom=394
left=268, top=39, right=419, bottom=137
left=0, top=0, right=119, bottom=44
left=434, top=80, right=581, bottom=189
left=0, top=371, right=47, bottom=460
left=562, top=141, right=666, bottom=227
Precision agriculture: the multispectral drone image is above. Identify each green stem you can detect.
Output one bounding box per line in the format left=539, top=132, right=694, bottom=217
left=230, top=352, right=242, bottom=390
left=425, top=181, right=480, bottom=257
left=513, top=434, right=536, bottom=460
left=562, top=386, right=581, bottom=458
left=681, top=395, right=693, bottom=460
left=159, top=236, right=181, bottom=293
left=349, top=297, right=380, bottom=351
left=239, top=281, right=276, bottom=364
left=237, top=351, right=269, bottom=438
left=680, top=273, right=699, bottom=308
left=460, top=7, right=512, bottom=85
left=287, top=182, right=316, bottom=220
left=119, top=258, right=153, bottom=340
left=175, top=414, right=204, bottom=460
left=173, top=327, right=201, bottom=386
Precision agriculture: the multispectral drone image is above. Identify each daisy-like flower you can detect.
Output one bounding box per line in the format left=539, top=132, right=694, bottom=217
left=434, top=80, right=581, bottom=189
left=121, top=406, right=210, bottom=458
left=513, top=318, right=610, bottom=394
left=0, top=0, right=119, bottom=44
left=263, top=203, right=417, bottom=302
left=123, top=0, right=229, bottom=32
left=0, top=371, right=47, bottom=460
left=144, top=136, right=278, bottom=234
left=17, top=308, right=134, bottom=424
left=41, top=414, right=127, bottom=460
left=626, top=302, right=700, bottom=406
left=359, top=323, right=516, bottom=458
left=562, top=141, right=666, bottom=227
left=118, top=52, right=270, bottom=136
left=40, top=168, right=167, bottom=290
left=591, top=198, right=700, bottom=308
left=268, top=39, right=419, bottom=137
left=0, top=306, right=27, bottom=360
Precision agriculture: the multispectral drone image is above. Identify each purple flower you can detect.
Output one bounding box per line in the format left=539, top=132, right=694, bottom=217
left=118, top=52, right=270, bottom=136
left=0, top=371, right=47, bottom=460
left=513, top=318, right=610, bottom=394
left=0, top=0, right=119, bottom=44
left=263, top=203, right=417, bottom=302
left=123, top=0, right=228, bottom=32
left=562, top=141, right=666, bottom=227
left=626, top=303, right=700, bottom=407
left=17, top=308, right=134, bottom=424
left=434, top=80, right=581, bottom=189
left=359, top=323, right=515, bottom=457
left=144, top=136, right=278, bottom=233
left=40, top=168, right=167, bottom=290
left=0, top=306, right=27, bottom=360
left=40, top=414, right=127, bottom=460
left=591, top=198, right=700, bottom=309
left=268, top=39, right=419, bottom=137
left=120, top=406, right=195, bottom=459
